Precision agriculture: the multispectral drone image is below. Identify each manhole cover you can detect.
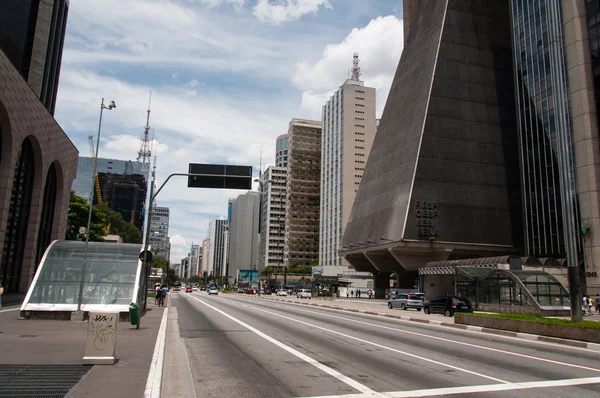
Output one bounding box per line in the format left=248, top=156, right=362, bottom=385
left=0, top=365, right=92, bottom=397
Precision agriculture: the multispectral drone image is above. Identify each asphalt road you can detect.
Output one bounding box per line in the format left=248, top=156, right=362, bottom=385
left=169, top=291, right=600, bottom=398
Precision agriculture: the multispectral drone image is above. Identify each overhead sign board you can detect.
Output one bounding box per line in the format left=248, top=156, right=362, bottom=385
left=188, top=164, right=252, bottom=190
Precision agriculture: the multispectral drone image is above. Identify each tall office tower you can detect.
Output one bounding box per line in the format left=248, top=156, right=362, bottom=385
left=224, top=198, right=234, bottom=277
left=188, top=244, right=201, bottom=277
left=149, top=207, right=170, bottom=261
left=260, top=167, right=287, bottom=269
left=229, top=192, right=260, bottom=278
left=201, top=238, right=210, bottom=275
left=0, top=0, right=69, bottom=114
left=180, top=257, right=189, bottom=279
left=319, top=54, right=377, bottom=267
left=72, top=157, right=148, bottom=232
left=284, top=119, right=322, bottom=267
left=275, top=134, right=289, bottom=167
left=208, top=219, right=227, bottom=277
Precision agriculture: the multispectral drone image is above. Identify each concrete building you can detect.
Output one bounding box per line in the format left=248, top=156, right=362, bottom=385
left=188, top=243, right=201, bottom=277
left=275, top=134, right=289, bottom=167
left=260, top=166, right=287, bottom=269
left=229, top=192, right=260, bottom=279
left=180, top=256, right=189, bottom=279
left=201, top=238, right=210, bottom=275
left=72, top=157, right=147, bottom=231
left=0, top=24, right=78, bottom=301
left=284, top=119, right=322, bottom=267
left=319, top=56, right=377, bottom=267
left=149, top=206, right=170, bottom=261
left=208, top=219, right=227, bottom=277
left=0, top=0, right=69, bottom=115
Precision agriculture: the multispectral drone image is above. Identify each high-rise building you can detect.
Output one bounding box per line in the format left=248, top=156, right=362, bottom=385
left=276, top=134, right=289, bottom=167
left=260, top=167, right=287, bottom=268
left=0, top=0, right=69, bottom=115
left=319, top=55, right=377, bottom=267
left=149, top=206, right=170, bottom=261
left=0, top=4, right=77, bottom=301
left=284, top=119, right=322, bottom=267
left=188, top=244, right=201, bottom=277
left=180, top=256, right=189, bottom=279
left=201, top=238, right=210, bottom=275
left=208, top=219, right=227, bottom=276
left=72, top=157, right=148, bottom=232
left=229, top=192, right=260, bottom=278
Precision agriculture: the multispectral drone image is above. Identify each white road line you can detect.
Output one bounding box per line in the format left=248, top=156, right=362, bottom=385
left=244, top=296, right=600, bottom=357
left=262, top=305, right=600, bottom=374
left=301, top=376, right=600, bottom=398
left=249, top=306, right=508, bottom=384
left=0, top=307, right=21, bottom=313
left=186, top=295, right=376, bottom=395
left=144, top=307, right=169, bottom=398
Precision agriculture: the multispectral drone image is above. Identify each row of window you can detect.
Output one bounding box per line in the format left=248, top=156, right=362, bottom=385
left=355, top=97, right=365, bottom=101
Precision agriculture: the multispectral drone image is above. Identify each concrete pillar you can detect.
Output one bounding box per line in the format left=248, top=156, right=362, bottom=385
left=373, top=271, right=391, bottom=299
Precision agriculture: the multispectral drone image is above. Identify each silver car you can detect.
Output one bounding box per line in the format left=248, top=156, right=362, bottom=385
left=388, top=293, right=425, bottom=311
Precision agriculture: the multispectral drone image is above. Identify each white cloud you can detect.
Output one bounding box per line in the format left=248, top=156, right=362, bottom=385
left=294, top=15, right=404, bottom=118
left=189, top=79, right=199, bottom=87
left=169, top=234, right=188, bottom=264
left=253, top=0, right=331, bottom=25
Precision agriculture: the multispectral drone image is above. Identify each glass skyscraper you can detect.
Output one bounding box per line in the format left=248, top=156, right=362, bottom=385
left=510, top=0, right=581, bottom=259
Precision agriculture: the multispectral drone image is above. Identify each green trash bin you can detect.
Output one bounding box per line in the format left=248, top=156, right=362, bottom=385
left=129, top=302, right=140, bottom=329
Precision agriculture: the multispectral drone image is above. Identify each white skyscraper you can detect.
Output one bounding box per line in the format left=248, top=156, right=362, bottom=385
left=229, top=192, right=260, bottom=278
left=260, top=166, right=287, bottom=268
left=208, top=219, right=227, bottom=276
left=319, top=54, right=377, bottom=266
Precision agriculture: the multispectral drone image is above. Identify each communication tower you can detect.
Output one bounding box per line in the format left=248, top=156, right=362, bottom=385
left=137, top=91, right=153, bottom=171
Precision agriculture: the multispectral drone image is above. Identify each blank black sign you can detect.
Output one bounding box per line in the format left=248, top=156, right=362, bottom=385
left=188, top=163, right=252, bottom=190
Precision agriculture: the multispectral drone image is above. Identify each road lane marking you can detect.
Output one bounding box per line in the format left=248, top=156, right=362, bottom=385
left=144, top=307, right=169, bottom=398
left=249, top=306, right=508, bottom=384
left=186, top=295, right=376, bottom=395
left=255, top=304, right=600, bottom=374
left=0, top=307, right=21, bottom=313
left=301, top=376, right=600, bottom=397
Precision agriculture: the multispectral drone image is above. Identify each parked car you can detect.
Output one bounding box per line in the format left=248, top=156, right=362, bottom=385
left=296, top=289, right=312, bottom=299
left=277, top=290, right=288, bottom=296
left=388, top=293, right=425, bottom=311
left=423, top=296, right=473, bottom=317
left=185, top=286, right=193, bottom=293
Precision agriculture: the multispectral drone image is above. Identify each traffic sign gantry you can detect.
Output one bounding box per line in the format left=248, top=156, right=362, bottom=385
left=187, top=163, right=252, bottom=190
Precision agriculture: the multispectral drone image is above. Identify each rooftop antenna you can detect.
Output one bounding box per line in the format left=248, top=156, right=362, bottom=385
left=137, top=91, right=153, bottom=171
left=351, top=52, right=361, bottom=81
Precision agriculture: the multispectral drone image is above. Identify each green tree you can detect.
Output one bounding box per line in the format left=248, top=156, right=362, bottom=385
left=95, top=203, right=142, bottom=243
left=66, top=191, right=106, bottom=241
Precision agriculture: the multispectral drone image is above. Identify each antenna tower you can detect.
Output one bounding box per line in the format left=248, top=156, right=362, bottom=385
left=351, top=52, right=361, bottom=81
left=137, top=91, right=153, bottom=170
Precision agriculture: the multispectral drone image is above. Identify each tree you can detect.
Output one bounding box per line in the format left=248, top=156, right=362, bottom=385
left=94, top=203, right=142, bottom=243
left=66, top=191, right=106, bottom=241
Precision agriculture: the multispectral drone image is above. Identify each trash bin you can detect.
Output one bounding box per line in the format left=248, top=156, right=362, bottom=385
left=129, top=302, right=140, bottom=329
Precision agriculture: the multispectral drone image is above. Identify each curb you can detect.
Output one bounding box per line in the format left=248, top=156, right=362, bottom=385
left=249, top=295, right=600, bottom=351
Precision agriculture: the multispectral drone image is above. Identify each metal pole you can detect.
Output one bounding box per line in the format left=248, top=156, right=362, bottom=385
left=76, top=98, right=105, bottom=314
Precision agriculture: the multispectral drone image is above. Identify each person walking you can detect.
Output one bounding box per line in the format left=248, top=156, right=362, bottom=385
left=155, top=284, right=162, bottom=306
left=160, top=285, right=169, bottom=307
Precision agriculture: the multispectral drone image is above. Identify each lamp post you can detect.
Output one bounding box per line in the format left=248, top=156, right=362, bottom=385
left=74, top=98, right=116, bottom=319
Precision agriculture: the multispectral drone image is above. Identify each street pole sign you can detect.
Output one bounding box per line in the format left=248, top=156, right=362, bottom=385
left=187, top=164, right=252, bottom=190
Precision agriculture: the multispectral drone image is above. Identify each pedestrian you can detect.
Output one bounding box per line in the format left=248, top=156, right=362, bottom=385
left=357, top=289, right=361, bottom=298
left=596, top=294, right=600, bottom=314
left=0, top=283, right=4, bottom=311
left=589, top=296, right=594, bottom=315
left=160, top=285, right=169, bottom=306
left=155, top=284, right=161, bottom=306
left=350, top=290, right=354, bottom=298
left=385, top=289, right=389, bottom=300
left=346, top=290, right=349, bottom=298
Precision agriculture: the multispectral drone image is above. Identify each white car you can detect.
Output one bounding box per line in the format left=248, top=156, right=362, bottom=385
left=208, top=287, right=219, bottom=295
left=276, top=290, right=288, bottom=296
left=192, top=286, right=198, bottom=291
left=296, top=289, right=312, bottom=299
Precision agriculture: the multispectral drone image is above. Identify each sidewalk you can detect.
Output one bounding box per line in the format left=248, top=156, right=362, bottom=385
left=0, top=303, right=166, bottom=397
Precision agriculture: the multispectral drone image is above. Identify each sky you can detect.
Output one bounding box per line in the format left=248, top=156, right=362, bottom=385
left=55, top=0, right=405, bottom=264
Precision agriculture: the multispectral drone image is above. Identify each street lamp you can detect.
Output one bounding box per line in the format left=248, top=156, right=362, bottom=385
left=74, top=98, right=116, bottom=319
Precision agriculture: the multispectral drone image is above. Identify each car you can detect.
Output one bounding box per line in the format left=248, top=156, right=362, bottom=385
left=296, top=289, right=312, bottom=299
left=388, top=293, right=425, bottom=311
left=185, top=286, right=193, bottom=293
left=192, top=286, right=198, bottom=291
left=423, top=296, right=473, bottom=317
left=276, top=290, right=288, bottom=296
left=208, top=287, right=219, bottom=295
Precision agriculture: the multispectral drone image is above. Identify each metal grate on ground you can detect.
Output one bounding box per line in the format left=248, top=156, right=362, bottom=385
left=0, top=365, right=92, bottom=398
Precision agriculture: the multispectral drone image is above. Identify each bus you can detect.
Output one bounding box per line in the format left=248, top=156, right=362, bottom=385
left=173, top=281, right=182, bottom=291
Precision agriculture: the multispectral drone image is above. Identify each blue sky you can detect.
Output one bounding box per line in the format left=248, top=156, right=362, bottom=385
left=54, top=0, right=405, bottom=262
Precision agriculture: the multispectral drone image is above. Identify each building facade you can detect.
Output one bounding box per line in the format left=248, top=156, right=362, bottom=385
left=208, top=219, right=227, bottom=277
left=319, top=68, right=377, bottom=267
left=72, top=157, right=147, bottom=231
left=0, top=49, right=78, bottom=300
left=229, top=192, right=260, bottom=279
left=260, top=166, right=287, bottom=269
left=0, top=0, right=69, bottom=115
left=276, top=134, right=289, bottom=167
left=149, top=206, right=170, bottom=261
left=284, top=119, right=322, bottom=267
left=188, top=243, right=201, bottom=277
left=180, top=256, right=189, bottom=279
left=201, top=238, right=210, bottom=275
